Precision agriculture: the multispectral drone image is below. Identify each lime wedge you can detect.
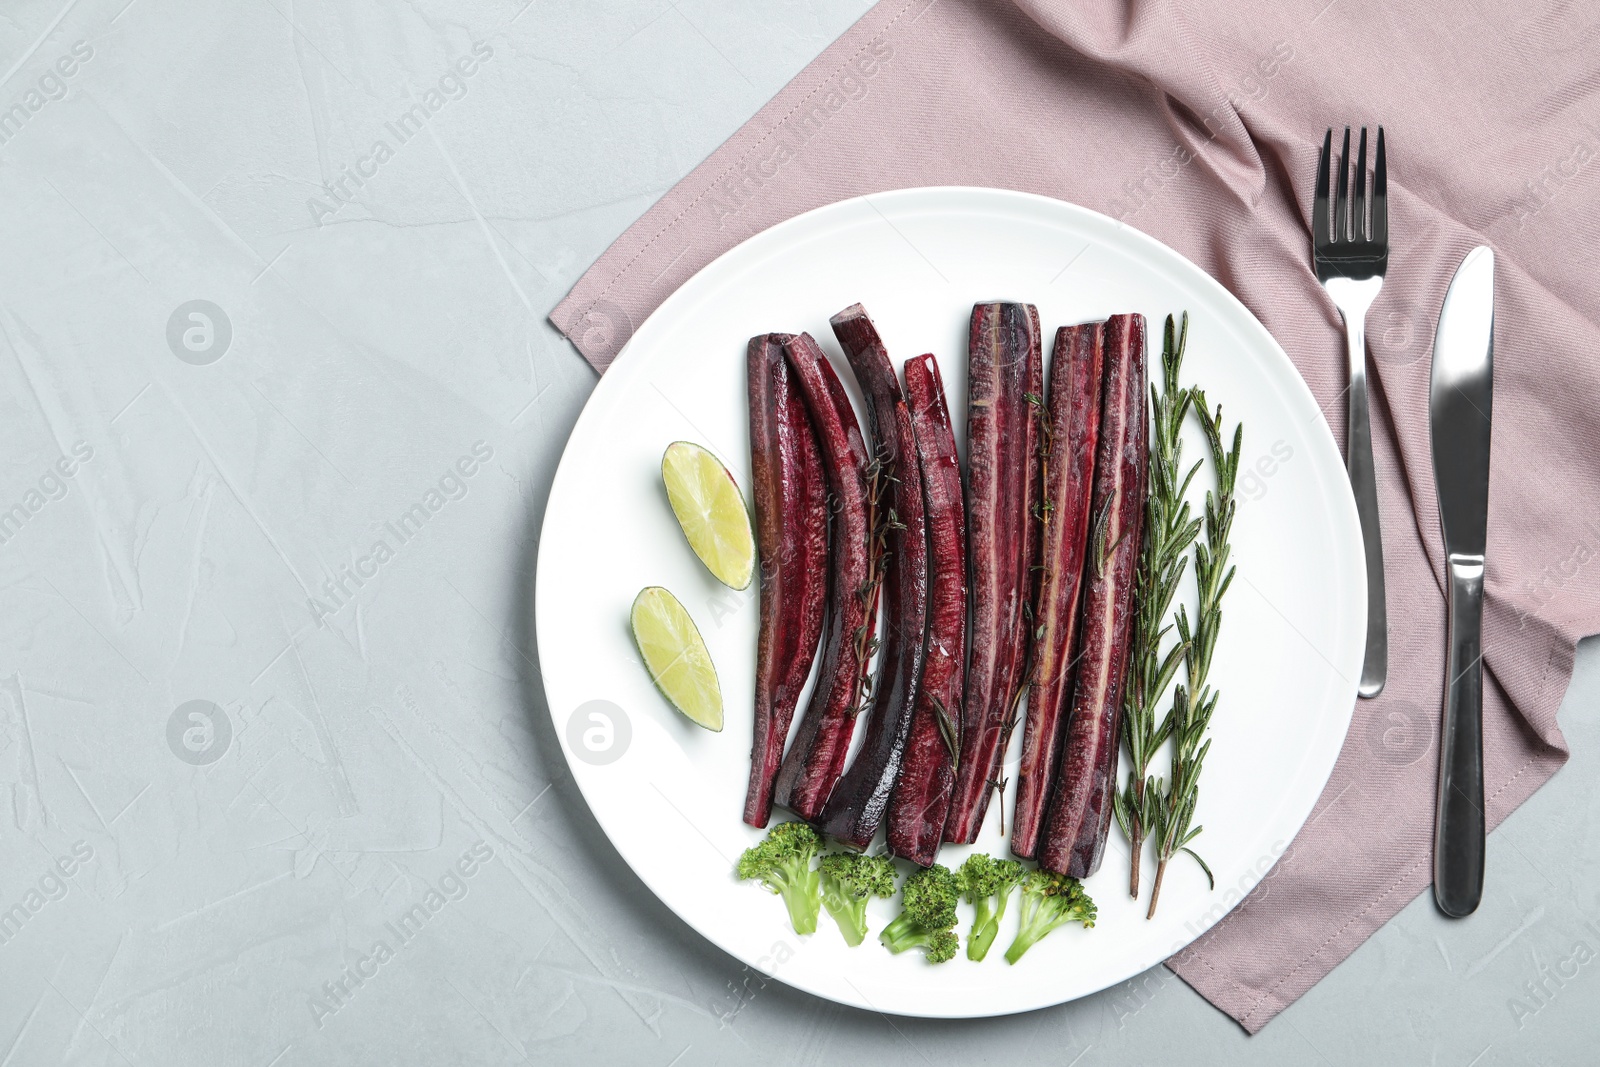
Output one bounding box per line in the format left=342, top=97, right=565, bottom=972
left=630, top=586, right=723, bottom=731
left=662, top=441, right=755, bottom=590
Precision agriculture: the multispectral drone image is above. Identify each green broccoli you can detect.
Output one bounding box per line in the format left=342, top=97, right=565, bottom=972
left=736, top=821, right=822, bottom=935
left=879, top=863, right=960, bottom=963
left=817, top=852, right=898, bottom=946
left=956, top=853, right=1027, bottom=961
left=1004, top=868, right=1097, bottom=964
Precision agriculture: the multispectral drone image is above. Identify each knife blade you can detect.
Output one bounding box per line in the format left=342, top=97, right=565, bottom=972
left=1428, top=244, right=1495, bottom=918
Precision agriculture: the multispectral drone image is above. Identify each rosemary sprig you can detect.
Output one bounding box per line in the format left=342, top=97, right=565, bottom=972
left=1114, top=314, right=1203, bottom=899
left=1146, top=380, right=1241, bottom=919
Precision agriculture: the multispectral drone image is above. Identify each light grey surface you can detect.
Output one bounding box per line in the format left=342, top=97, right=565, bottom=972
left=0, top=2, right=1594, bottom=1064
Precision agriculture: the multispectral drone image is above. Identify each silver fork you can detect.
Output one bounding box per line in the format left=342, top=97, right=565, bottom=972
left=1313, top=126, right=1388, bottom=699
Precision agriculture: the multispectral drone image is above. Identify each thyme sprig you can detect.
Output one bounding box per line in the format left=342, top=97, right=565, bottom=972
left=932, top=695, right=960, bottom=773
left=1114, top=314, right=1203, bottom=899
left=1146, top=377, right=1241, bottom=920
left=848, top=451, right=893, bottom=716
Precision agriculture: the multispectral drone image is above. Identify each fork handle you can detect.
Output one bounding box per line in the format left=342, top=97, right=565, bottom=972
left=1341, top=305, right=1388, bottom=697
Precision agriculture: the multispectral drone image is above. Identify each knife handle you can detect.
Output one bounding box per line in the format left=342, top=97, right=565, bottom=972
left=1434, top=553, right=1485, bottom=917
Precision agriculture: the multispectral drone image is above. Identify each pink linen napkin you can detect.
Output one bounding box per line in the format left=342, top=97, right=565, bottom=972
left=550, top=0, right=1600, bottom=1031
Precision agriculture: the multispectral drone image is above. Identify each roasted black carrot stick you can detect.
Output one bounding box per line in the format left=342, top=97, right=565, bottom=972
left=1012, top=322, right=1105, bottom=858
left=1038, top=313, right=1147, bottom=878
left=945, top=302, right=1041, bottom=844
left=816, top=305, right=929, bottom=849
left=773, top=333, right=875, bottom=822
left=744, top=334, right=830, bottom=827
left=886, top=353, right=966, bottom=866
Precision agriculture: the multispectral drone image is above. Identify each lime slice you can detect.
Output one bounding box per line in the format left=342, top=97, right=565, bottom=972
left=662, top=441, right=755, bottom=590
left=630, top=587, right=723, bottom=731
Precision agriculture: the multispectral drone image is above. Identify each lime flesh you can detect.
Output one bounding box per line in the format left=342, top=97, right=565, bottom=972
left=630, top=586, right=723, bottom=731
left=662, top=441, right=755, bottom=590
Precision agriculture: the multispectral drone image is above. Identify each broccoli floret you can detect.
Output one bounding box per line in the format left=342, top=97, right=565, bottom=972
left=736, top=821, right=822, bottom=935
left=956, top=853, right=1027, bottom=961
left=921, top=928, right=961, bottom=964
left=1004, top=869, right=1097, bottom=964
left=879, top=863, right=960, bottom=963
left=818, top=852, right=898, bottom=946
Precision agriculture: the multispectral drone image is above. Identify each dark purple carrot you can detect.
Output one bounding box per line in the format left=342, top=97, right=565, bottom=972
left=816, top=305, right=929, bottom=849
left=1011, top=322, right=1106, bottom=858
left=744, top=334, right=830, bottom=828
left=944, top=302, right=1041, bottom=844
left=1038, top=313, right=1148, bottom=878
left=773, top=333, right=875, bottom=822
left=1010, top=313, right=1045, bottom=819
left=886, top=353, right=966, bottom=867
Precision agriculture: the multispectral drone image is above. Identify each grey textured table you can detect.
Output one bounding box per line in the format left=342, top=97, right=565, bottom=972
left=0, top=2, right=1594, bottom=1064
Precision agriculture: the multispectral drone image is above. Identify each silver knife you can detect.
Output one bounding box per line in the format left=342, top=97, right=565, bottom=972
left=1429, top=245, right=1495, bottom=917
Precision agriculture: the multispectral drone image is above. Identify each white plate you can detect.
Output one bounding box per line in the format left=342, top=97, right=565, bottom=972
left=536, top=187, right=1364, bottom=1018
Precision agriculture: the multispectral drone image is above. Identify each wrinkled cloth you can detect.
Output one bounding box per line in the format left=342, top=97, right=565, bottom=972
left=550, top=0, right=1600, bottom=1032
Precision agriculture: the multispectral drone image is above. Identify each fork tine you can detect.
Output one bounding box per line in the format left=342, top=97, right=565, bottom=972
left=1354, top=127, right=1368, bottom=240
left=1334, top=127, right=1350, bottom=241
left=1372, top=126, right=1387, bottom=247
left=1313, top=128, right=1332, bottom=244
